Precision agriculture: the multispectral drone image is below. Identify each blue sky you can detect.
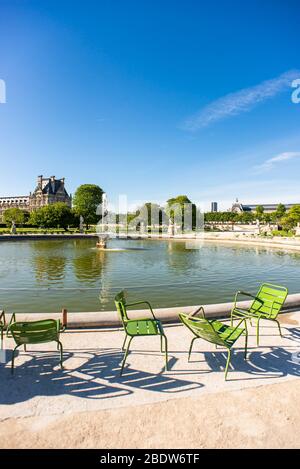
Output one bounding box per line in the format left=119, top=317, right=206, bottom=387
left=0, top=0, right=299, bottom=210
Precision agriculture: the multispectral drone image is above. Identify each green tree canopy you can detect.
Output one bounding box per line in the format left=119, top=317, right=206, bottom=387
left=272, top=203, right=286, bottom=223
left=204, top=211, right=238, bottom=223
left=166, top=195, right=198, bottom=230
left=72, top=184, right=104, bottom=228
left=280, top=204, right=300, bottom=230
left=236, top=211, right=254, bottom=224
left=29, top=203, right=75, bottom=229
left=3, top=208, right=28, bottom=226
left=255, top=205, right=264, bottom=220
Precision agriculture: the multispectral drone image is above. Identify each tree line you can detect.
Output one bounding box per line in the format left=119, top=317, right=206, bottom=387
left=2, top=186, right=300, bottom=233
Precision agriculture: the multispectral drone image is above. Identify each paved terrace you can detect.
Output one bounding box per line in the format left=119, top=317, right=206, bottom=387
left=1, top=311, right=300, bottom=448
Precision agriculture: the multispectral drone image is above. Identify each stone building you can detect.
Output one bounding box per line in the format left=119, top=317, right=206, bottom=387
left=0, top=175, right=72, bottom=220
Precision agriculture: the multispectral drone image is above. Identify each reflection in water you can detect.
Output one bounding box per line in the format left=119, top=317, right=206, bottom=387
left=73, top=249, right=106, bottom=283
left=33, top=255, right=66, bottom=283
left=31, top=241, right=66, bottom=284
left=0, top=238, right=300, bottom=313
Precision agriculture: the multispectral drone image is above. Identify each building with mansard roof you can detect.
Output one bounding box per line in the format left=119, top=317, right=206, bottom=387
left=230, top=199, right=299, bottom=214
left=0, top=175, right=72, bottom=220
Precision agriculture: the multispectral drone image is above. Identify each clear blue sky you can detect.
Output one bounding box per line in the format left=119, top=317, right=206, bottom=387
left=0, top=0, right=299, bottom=210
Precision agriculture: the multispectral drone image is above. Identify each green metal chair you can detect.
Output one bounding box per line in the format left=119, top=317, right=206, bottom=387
left=179, top=308, right=247, bottom=380
left=0, top=311, right=5, bottom=348
left=7, top=319, right=63, bottom=374
left=115, top=291, right=168, bottom=375
left=231, top=283, right=288, bottom=345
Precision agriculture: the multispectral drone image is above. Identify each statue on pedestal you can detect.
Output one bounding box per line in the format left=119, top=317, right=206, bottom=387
left=168, top=218, right=175, bottom=237
left=79, top=216, right=84, bottom=234
left=11, top=220, right=16, bottom=235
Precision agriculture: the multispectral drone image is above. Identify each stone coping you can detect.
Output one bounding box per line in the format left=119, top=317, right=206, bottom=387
left=0, top=234, right=98, bottom=241
left=1, top=232, right=300, bottom=251
left=2, top=293, right=300, bottom=329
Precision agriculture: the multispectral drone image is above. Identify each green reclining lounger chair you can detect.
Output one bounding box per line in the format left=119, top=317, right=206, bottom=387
left=115, top=291, right=168, bottom=375
left=8, top=319, right=64, bottom=374
left=231, top=283, right=288, bottom=345
left=179, top=308, right=247, bottom=380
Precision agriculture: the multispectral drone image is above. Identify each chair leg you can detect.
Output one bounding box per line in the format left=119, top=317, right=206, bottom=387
left=24, top=344, right=27, bottom=352
left=11, top=345, right=20, bottom=374
left=160, top=334, right=163, bottom=352
left=120, top=337, right=133, bottom=376
left=57, top=341, right=63, bottom=369
left=162, top=334, right=168, bottom=371
left=256, top=317, right=261, bottom=346
left=224, top=349, right=231, bottom=381
left=121, top=334, right=128, bottom=352
left=188, top=337, right=198, bottom=361
left=244, top=331, right=248, bottom=360
left=275, top=319, right=282, bottom=338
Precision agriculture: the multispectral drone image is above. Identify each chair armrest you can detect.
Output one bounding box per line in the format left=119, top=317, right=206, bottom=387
left=125, top=301, right=156, bottom=320
left=56, top=319, right=65, bottom=334
left=232, top=291, right=263, bottom=314
left=0, top=311, right=6, bottom=328
left=188, top=306, right=205, bottom=319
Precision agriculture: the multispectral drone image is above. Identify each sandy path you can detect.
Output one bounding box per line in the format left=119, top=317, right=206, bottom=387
left=1, top=378, right=300, bottom=449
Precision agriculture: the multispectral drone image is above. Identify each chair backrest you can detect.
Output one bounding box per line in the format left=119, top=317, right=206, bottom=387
left=114, top=290, right=129, bottom=324
left=250, top=283, right=288, bottom=319
left=179, top=312, right=226, bottom=347
left=9, top=319, right=59, bottom=346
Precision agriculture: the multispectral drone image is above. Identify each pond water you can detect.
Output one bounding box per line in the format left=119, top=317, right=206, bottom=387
left=0, top=238, right=299, bottom=313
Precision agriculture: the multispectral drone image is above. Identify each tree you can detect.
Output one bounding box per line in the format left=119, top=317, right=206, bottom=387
left=204, top=211, right=238, bottom=223
left=255, top=205, right=264, bottom=220
left=29, top=203, right=75, bottom=229
left=272, top=203, right=286, bottom=223
left=3, top=208, right=28, bottom=226
left=72, top=184, right=104, bottom=228
left=280, top=204, right=300, bottom=230
left=166, top=195, right=198, bottom=231
left=237, top=212, right=254, bottom=224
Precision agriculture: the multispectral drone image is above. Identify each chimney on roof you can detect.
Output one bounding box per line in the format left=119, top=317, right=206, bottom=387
left=50, top=176, right=56, bottom=192
left=37, top=175, right=43, bottom=188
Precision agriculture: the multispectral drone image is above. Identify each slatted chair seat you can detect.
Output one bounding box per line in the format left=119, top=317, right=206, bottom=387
left=210, top=321, right=245, bottom=347
left=125, top=318, right=163, bottom=336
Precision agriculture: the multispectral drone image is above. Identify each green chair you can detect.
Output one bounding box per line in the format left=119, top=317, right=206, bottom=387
left=0, top=311, right=6, bottom=348
left=7, top=319, right=63, bottom=374
left=231, top=283, right=288, bottom=345
left=179, top=308, right=247, bottom=380
left=115, top=291, right=168, bottom=375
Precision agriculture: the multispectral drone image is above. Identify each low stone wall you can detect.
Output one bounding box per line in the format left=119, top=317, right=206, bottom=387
left=2, top=293, right=300, bottom=329
left=0, top=234, right=98, bottom=241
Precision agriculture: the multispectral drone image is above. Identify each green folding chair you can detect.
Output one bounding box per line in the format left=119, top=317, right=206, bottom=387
left=0, top=311, right=5, bottom=348
left=115, top=291, right=168, bottom=375
left=231, top=283, right=288, bottom=345
left=179, top=308, right=247, bottom=380
left=7, top=319, right=64, bottom=374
